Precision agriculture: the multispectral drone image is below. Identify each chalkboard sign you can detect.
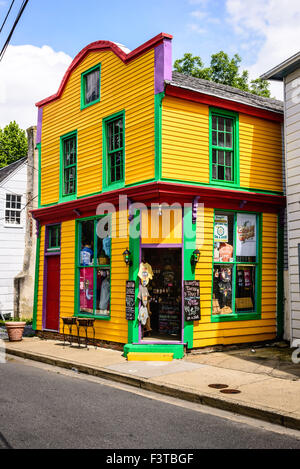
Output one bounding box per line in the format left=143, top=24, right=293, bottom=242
left=126, top=281, right=135, bottom=320
left=184, top=280, right=200, bottom=321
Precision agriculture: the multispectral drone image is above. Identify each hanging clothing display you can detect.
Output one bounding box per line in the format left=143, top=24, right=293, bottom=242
left=99, top=273, right=110, bottom=315
left=80, top=245, right=94, bottom=266
left=138, top=262, right=154, bottom=286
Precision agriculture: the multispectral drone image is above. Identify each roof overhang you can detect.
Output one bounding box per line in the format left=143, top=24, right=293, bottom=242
left=261, top=51, right=300, bottom=81
left=31, top=181, right=285, bottom=224
left=165, top=83, right=283, bottom=122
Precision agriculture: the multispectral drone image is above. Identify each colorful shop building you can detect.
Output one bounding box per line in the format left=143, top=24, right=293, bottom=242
left=32, top=33, right=285, bottom=359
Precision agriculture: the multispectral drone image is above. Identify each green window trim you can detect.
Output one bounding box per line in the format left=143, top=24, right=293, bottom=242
left=102, top=110, right=125, bottom=192
left=80, top=63, right=101, bottom=110
left=74, top=215, right=111, bottom=320
left=209, top=107, right=240, bottom=188
left=211, top=209, right=262, bottom=323
left=59, top=130, right=77, bottom=203
left=47, top=224, right=61, bottom=251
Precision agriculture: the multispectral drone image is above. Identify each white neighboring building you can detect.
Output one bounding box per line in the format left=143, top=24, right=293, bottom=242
left=262, top=53, right=300, bottom=344
left=0, top=157, right=27, bottom=318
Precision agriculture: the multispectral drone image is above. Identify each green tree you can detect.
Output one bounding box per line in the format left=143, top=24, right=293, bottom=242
left=0, top=121, right=28, bottom=169
left=173, top=51, right=271, bottom=98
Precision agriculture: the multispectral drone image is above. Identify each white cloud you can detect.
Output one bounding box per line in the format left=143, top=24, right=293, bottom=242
left=190, top=10, right=207, bottom=20
left=226, top=0, right=300, bottom=99
left=0, top=44, right=72, bottom=130
left=187, top=23, right=206, bottom=34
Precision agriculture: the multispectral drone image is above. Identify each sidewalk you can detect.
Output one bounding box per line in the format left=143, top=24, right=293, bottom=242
left=2, top=336, right=300, bottom=431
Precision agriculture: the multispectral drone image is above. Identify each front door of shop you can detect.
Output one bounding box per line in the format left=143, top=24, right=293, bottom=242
left=140, top=247, right=182, bottom=342
left=45, top=255, right=60, bottom=331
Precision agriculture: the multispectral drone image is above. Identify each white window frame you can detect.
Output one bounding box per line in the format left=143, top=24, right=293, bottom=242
left=4, top=194, right=23, bottom=227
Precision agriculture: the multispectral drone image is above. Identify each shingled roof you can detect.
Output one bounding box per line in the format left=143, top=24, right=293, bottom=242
left=166, top=71, right=283, bottom=114
left=0, top=157, right=27, bottom=184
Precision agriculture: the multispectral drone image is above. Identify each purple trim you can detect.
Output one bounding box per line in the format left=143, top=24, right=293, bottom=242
left=154, top=38, right=172, bottom=94
left=42, top=224, right=61, bottom=332
left=141, top=243, right=182, bottom=248
left=137, top=341, right=182, bottom=345
left=36, top=107, right=43, bottom=144
left=192, top=196, right=200, bottom=224
left=138, top=214, right=184, bottom=344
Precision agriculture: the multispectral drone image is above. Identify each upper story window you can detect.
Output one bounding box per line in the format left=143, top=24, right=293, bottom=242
left=81, top=64, right=101, bottom=110
left=103, top=111, right=125, bottom=189
left=62, top=132, right=77, bottom=198
left=47, top=224, right=61, bottom=251
left=5, top=194, right=22, bottom=225
left=210, top=108, right=239, bottom=186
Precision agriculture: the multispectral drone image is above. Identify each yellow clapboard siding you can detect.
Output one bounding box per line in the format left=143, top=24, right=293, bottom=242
left=162, top=95, right=209, bottom=183
left=41, top=49, right=155, bottom=205
left=239, top=113, right=283, bottom=192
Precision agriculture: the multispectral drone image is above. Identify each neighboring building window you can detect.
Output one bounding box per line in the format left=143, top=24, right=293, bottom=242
left=47, top=224, right=61, bottom=251
left=210, top=109, right=238, bottom=185
left=76, top=217, right=111, bottom=318
left=5, top=194, right=22, bottom=225
left=212, top=210, right=261, bottom=319
left=62, top=133, right=77, bottom=196
left=81, top=64, right=101, bottom=109
left=103, top=112, right=125, bottom=188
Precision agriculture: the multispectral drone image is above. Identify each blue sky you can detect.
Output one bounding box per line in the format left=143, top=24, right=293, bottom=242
left=0, top=0, right=263, bottom=70
left=0, top=0, right=300, bottom=128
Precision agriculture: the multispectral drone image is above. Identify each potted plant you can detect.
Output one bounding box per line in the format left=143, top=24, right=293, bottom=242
left=5, top=317, right=26, bottom=342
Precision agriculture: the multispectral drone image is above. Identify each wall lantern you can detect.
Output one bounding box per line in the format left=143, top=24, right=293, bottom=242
left=191, top=249, right=200, bottom=266
left=122, top=248, right=132, bottom=266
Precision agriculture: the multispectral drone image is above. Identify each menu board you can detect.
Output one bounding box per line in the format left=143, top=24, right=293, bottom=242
left=184, top=280, right=200, bottom=321
left=125, top=281, right=135, bottom=320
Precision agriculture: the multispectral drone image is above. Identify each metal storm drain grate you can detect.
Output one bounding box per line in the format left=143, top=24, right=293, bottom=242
left=220, top=388, right=241, bottom=394
left=208, top=384, right=229, bottom=389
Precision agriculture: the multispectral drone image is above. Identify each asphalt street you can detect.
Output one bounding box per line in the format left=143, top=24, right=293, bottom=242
left=1, top=357, right=300, bottom=450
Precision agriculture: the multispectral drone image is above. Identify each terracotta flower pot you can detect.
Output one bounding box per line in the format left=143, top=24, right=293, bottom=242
left=5, top=322, right=26, bottom=342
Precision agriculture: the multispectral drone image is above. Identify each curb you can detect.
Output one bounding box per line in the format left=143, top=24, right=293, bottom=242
left=5, top=347, right=300, bottom=432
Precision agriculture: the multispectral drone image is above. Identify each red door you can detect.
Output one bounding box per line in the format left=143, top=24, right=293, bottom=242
left=45, top=255, right=60, bottom=331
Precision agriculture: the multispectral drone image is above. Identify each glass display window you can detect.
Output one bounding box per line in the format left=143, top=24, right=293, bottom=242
left=77, top=217, right=111, bottom=318
left=212, top=210, right=260, bottom=318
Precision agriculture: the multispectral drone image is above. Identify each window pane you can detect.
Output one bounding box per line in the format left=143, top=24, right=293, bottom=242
left=85, top=69, right=100, bottom=104
left=212, top=115, right=217, bottom=130
left=79, top=267, right=94, bottom=314
left=218, top=151, right=224, bottom=165
left=235, top=265, right=255, bottom=312
left=212, top=149, right=217, bottom=164
left=212, top=131, right=217, bottom=145
left=95, top=268, right=110, bottom=316
left=218, top=117, right=225, bottom=131
left=225, top=167, right=232, bottom=181
left=218, top=165, right=224, bottom=180
left=225, top=132, right=232, bottom=148
left=236, top=213, right=257, bottom=262
left=214, top=212, right=234, bottom=262
left=218, top=132, right=225, bottom=147
left=225, top=118, right=232, bottom=132
left=212, top=265, right=233, bottom=315
left=95, top=219, right=111, bottom=265
left=80, top=221, right=94, bottom=266
left=225, top=152, right=232, bottom=166
left=212, top=164, right=217, bottom=179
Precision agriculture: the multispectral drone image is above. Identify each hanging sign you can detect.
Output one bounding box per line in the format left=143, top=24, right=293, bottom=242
left=236, top=213, right=256, bottom=257
left=125, top=281, right=135, bottom=320
left=184, top=280, right=200, bottom=321
left=214, top=215, right=228, bottom=243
